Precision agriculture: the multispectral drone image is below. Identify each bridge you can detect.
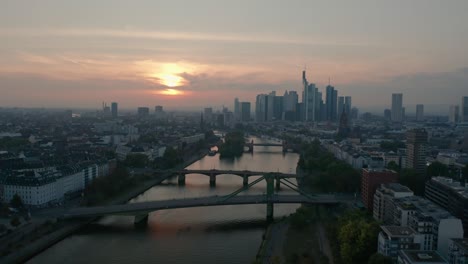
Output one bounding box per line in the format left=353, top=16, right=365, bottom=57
left=171, top=169, right=298, bottom=187
left=64, top=172, right=351, bottom=227
left=64, top=194, right=350, bottom=227
left=244, top=140, right=300, bottom=153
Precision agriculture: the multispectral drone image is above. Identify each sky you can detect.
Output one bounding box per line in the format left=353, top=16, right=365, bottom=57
left=1, top=0, right=468, bottom=113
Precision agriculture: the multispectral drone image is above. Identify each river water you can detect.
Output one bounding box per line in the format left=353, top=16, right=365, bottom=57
left=29, top=136, right=300, bottom=264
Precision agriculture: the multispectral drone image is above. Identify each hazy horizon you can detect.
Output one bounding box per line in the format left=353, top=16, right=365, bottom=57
left=1, top=1, right=468, bottom=112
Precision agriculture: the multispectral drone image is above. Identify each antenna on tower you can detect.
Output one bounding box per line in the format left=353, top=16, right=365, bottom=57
left=328, top=77, right=331, bottom=86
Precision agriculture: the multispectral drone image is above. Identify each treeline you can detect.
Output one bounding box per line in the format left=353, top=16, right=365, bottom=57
left=219, top=131, right=245, bottom=158
left=299, top=139, right=360, bottom=193
left=327, top=210, right=391, bottom=264
left=82, top=164, right=138, bottom=206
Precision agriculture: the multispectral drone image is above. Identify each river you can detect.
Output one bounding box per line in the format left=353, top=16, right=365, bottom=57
left=29, top=136, right=300, bottom=264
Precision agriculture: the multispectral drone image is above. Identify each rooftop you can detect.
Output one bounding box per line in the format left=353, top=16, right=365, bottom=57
left=394, top=196, right=453, bottom=221
left=399, top=250, right=446, bottom=263
left=381, top=183, right=413, bottom=193
left=430, top=176, right=468, bottom=199
left=381, top=226, right=416, bottom=237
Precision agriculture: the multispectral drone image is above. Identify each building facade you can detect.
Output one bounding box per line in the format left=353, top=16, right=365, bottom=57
left=361, top=168, right=398, bottom=211
left=392, top=93, right=403, bottom=122
left=425, top=177, right=468, bottom=236
left=374, top=183, right=414, bottom=224
left=406, top=128, right=428, bottom=175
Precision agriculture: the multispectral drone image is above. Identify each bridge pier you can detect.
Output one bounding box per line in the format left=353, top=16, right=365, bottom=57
left=210, top=174, right=216, bottom=187
left=266, top=202, right=274, bottom=222
left=178, top=174, right=186, bottom=186
left=266, top=174, right=275, bottom=222
left=243, top=175, right=248, bottom=187
left=134, top=214, right=149, bottom=228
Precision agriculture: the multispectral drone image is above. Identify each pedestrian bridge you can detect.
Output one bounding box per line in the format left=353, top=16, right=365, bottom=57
left=170, top=169, right=298, bottom=186
left=63, top=194, right=351, bottom=226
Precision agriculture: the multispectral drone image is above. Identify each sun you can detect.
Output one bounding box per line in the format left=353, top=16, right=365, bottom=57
left=159, top=88, right=183, bottom=96
left=160, top=74, right=183, bottom=87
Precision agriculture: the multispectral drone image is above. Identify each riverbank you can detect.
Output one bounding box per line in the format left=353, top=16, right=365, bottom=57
left=0, top=149, right=209, bottom=264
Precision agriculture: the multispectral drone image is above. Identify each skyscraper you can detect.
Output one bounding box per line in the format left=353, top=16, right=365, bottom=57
left=255, top=94, right=268, bottom=122
left=449, top=105, right=460, bottom=123
left=234, top=98, right=240, bottom=122
left=111, top=102, right=118, bottom=118
left=406, top=128, right=428, bottom=175
left=283, top=91, right=298, bottom=121
left=302, top=70, right=308, bottom=121
left=384, top=109, right=391, bottom=120
left=137, top=107, right=149, bottom=117
left=240, top=102, right=251, bottom=122
left=416, top=104, right=424, bottom=122
left=462, top=96, right=468, bottom=122
left=204, top=107, right=213, bottom=124
left=391, top=93, right=403, bottom=122
left=306, top=83, right=317, bottom=122
left=338, top=96, right=345, bottom=117
left=345, top=96, right=352, bottom=116
left=326, top=85, right=338, bottom=121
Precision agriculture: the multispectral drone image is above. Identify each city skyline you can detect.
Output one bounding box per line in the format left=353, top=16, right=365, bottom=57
left=1, top=1, right=468, bottom=113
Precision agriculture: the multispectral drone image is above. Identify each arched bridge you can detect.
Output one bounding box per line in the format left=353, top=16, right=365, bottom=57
left=244, top=140, right=300, bottom=153
left=63, top=194, right=351, bottom=226
left=171, top=169, right=298, bottom=186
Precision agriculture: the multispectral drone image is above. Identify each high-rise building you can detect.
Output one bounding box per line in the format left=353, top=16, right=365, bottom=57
left=240, top=102, right=251, bottom=122
left=326, top=85, right=338, bottom=121
left=345, top=96, right=352, bottom=116
left=361, top=168, right=398, bottom=211
left=306, top=84, right=317, bottom=122
left=462, top=96, right=468, bottom=122
left=391, top=93, right=403, bottom=122
left=315, top=91, right=323, bottom=121
left=267, top=91, right=276, bottom=121
left=255, top=94, right=268, bottom=122
left=155, top=105, right=163, bottom=112
left=338, top=96, right=345, bottom=117
left=111, top=102, right=118, bottom=118
left=302, top=71, right=318, bottom=122
left=273, top=96, right=283, bottom=120
left=204, top=107, right=213, bottom=124
left=234, top=98, right=240, bottom=122
left=416, top=104, right=424, bottom=121
left=283, top=91, right=298, bottom=122
left=449, top=105, right=460, bottom=123
left=406, top=128, right=428, bottom=175
left=384, top=109, right=391, bottom=120
left=137, top=107, right=149, bottom=117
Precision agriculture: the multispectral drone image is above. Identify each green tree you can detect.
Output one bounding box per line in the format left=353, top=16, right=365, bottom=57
left=219, top=131, right=245, bottom=158
left=427, top=161, right=449, bottom=177
left=10, top=216, right=21, bottom=227
left=338, top=211, right=380, bottom=264
left=10, top=194, right=23, bottom=209
left=124, top=153, right=149, bottom=168
left=386, top=161, right=400, bottom=172
left=368, top=253, right=392, bottom=264
left=398, top=169, right=425, bottom=195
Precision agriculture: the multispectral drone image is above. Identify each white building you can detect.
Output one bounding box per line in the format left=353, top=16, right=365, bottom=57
left=378, top=226, right=423, bottom=262
left=1, top=163, right=103, bottom=208
left=374, top=183, right=414, bottom=224
left=393, top=196, right=464, bottom=258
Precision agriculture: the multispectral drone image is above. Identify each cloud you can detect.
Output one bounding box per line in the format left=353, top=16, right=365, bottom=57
left=0, top=27, right=373, bottom=47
